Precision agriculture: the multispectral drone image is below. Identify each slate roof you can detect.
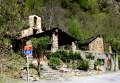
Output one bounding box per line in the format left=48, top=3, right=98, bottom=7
left=78, top=35, right=102, bottom=50
left=84, top=35, right=101, bottom=45
left=18, top=27, right=78, bottom=46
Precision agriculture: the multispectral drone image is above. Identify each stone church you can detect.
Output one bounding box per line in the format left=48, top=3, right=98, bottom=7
left=15, top=15, right=106, bottom=54
left=13, top=15, right=119, bottom=71
left=17, top=15, right=78, bottom=53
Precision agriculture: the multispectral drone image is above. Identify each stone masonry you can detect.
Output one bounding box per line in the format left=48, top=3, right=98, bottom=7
left=29, top=15, right=42, bottom=33
left=51, top=30, right=58, bottom=52
left=109, top=45, right=112, bottom=54
left=88, top=37, right=104, bottom=53
left=21, top=15, right=43, bottom=38
left=71, top=42, right=77, bottom=52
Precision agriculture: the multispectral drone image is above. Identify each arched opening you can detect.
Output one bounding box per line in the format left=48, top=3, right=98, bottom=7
left=33, top=16, right=37, bottom=34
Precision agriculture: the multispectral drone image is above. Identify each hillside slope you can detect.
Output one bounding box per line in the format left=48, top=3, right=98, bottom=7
left=0, top=0, right=120, bottom=53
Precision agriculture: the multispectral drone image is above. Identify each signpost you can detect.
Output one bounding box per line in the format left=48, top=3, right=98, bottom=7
left=24, top=45, right=33, bottom=83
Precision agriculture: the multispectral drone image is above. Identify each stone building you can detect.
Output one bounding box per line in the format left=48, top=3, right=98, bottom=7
left=14, top=15, right=119, bottom=71
left=80, top=35, right=104, bottom=54
left=14, top=15, right=78, bottom=65
left=16, top=15, right=78, bottom=53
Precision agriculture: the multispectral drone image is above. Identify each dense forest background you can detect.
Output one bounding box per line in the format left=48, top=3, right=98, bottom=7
left=0, top=0, right=120, bottom=54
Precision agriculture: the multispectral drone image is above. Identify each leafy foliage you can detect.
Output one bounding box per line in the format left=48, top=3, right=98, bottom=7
left=48, top=57, right=61, bottom=69
left=47, top=50, right=90, bottom=70
left=78, top=0, right=97, bottom=11
left=47, top=50, right=82, bottom=62
left=31, top=36, right=49, bottom=52
left=95, top=59, right=104, bottom=66
left=68, top=18, right=83, bottom=41
left=0, top=15, right=5, bottom=25
left=0, top=52, right=25, bottom=78
left=77, top=60, right=89, bottom=71
left=25, top=0, right=43, bottom=14
left=0, top=0, right=120, bottom=54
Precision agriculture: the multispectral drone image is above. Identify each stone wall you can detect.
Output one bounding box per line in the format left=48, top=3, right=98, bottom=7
left=29, top=15, right=42, bottom=33
left=88, top=37, right=104, bottom=53
left=21, top=28, right=33, bottom=38
left=20, top=15, right=43, bottom=38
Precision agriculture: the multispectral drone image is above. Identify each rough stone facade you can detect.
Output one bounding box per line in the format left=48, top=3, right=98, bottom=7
left=29, top=15, right=42, bottom=33
left=109, top=45, right=112, bottom=53
left=21, top=28, right=33, bottom=38
left=71, top=42, right=77, bottom=52
left=20, top=15, right=43, bottom=38
left=88, top=37, right=104, bottom=53
left=51, top=31, right=58, bottom=52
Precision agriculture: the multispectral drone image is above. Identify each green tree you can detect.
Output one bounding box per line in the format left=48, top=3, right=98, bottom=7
left=61, top=0, right=73, bottom=9
left=68, top=18, right=84, bottom=41
left=107, top=38, right=120, bottom=54
left=25, top=0, right=43, bottom=14
left=48, top=57, right=61, bottom=69
left=78, top=0, right=98, bottom=12
left=31, top=36, right=49, bottom=76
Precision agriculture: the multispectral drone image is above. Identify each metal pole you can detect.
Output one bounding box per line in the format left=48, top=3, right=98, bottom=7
left=27, top=56, right=29, bottom=83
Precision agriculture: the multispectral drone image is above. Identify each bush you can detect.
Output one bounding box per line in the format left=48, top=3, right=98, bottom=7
left=67, top=60, right=78, bottom=69
left=48, top=57, right=61, bottom=70
left=0, top=15, right=5, bottom=25
left=69, top=51, right=82, bottom=60
left=95, top=59, right=104, bottom=66
left=86, top=53, right=94, bottom=60
left=47, top=50, right=82, bottom=69
left=77, top=60, right=89, bottom=71
left=47, top=50, right=81, bottom=63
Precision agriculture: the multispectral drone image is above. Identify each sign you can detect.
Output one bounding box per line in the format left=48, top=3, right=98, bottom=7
left=23, top=44, right=33, bottom=83
left=23, top=45, right=33, bottom=62
left=24, top=45, right=33, bottom=50
left=23, top=45, right=33, bottom=55
left=24, top=50, right=32, bottom=55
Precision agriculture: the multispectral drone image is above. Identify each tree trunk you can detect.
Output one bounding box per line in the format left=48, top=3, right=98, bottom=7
left=38, top=49, right=45, bottom=77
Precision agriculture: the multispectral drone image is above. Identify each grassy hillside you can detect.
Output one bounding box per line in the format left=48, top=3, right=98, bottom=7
left=0, top=0, right=120, bottom=53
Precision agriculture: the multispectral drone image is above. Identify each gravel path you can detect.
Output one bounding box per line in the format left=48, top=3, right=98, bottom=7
left=1, top=72, right=120, bottom=83
left=31, top=72, right=120, bottom=83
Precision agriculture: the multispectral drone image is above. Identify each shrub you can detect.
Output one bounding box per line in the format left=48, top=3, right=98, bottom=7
left=48, top=57, right=61, bottom=70
left=47, top=50, right=82, bottom=63
left=0, top=15, right=5, bottom=25
left=69, top=51, right=81, bottom=60
left=86, top=53, right=94, bottom=60
left=95, top=59, right=104, bottom=66
left=46, top=51, right=61, bottom=60
left=67, top=60, right=78, bottom=69
left=77, top=60, right=89, bottom=71
left=47, top=50, right=82, bottom=69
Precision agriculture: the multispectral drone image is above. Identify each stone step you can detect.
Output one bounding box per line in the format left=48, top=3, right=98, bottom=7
left=40, top=63, right=64, bottom=80
left=41, top=70, right=62, bottom=80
